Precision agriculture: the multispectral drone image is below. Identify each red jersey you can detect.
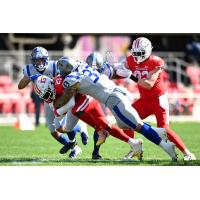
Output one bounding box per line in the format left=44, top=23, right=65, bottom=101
left=126, top=55, right=167, bottom=100
left=53, top=75, right=88, bottom=110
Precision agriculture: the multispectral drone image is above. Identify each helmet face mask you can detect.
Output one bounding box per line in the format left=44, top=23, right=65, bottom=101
left=57, top=57, right=78, bottom=77
left=131, top=37, right=152, bottom=63
left=31, top=47, right=49, bottom=72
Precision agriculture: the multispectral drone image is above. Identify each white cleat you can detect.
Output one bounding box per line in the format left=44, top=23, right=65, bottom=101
left=68, top=145, right=82, bottom=158
left=124, top=139, right=143, bottom=161
left=184, top=153, right=196, bottom=161
left=163, top=141, right=177, bottom=161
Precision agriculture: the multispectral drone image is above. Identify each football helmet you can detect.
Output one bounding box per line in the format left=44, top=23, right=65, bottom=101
left=86, top=52, right=103, bottom=69
left=34, top=75, right=55, bottom=103
left=31, top=46, right=49, bottom=72
left=131, top=37, right=153, bottom=63
left=57, top=57, right=78, bottom=77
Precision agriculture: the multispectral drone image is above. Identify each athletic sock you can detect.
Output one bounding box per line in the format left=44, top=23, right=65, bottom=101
left=140, top=123, right=162, bottom=145
left=93, top=130, right=100, bottom=154
left=123, top=129, right=135, bottom=138
left=57, top=133, right=70, bottom=145
left=108, top=125, right=130, bottom=142
left=165, top=127, right=186, bottom=152
left=67, top=130, right=76, bottom=142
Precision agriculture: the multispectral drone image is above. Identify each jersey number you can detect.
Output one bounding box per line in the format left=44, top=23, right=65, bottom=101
left=134, top=70, right=148, bottom=79
left=82, top=68, right=99, bottom=83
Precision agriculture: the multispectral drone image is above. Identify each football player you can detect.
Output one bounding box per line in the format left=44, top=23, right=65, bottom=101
left=18, top=46, right=87, bottom=158
left=52, top=57, right=178, bottom=161
left=115, top=37, right=196, bottom=161
left=34, top=74, right=144, bottom=160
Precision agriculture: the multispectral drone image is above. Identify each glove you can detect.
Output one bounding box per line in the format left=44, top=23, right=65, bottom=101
left=29, top=74, right=41, bottom=81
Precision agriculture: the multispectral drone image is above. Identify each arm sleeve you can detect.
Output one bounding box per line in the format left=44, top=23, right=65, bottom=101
left=63, top=73, right=80, bottom=88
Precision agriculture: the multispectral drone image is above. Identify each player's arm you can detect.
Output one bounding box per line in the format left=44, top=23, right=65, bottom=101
left=18, top=76, right=31, bottom=89
left=137, top=67, right=162, bottom=89
left=53, top=82, right=80, bottom=108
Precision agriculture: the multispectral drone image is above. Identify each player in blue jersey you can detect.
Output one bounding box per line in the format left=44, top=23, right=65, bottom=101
left=18, top=47, right=87, bottom=158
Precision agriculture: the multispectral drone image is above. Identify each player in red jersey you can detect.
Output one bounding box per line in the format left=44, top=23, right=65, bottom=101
left=34, top=74, right=144, bottom=160
left=117, top=37, right=196, bottom=161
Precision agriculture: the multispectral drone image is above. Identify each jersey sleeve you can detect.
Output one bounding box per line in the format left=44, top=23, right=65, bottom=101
left=23, top=64, right=31, bottom=77
left=100, top=63, right=114, bottom=79
left=152, top=56, right=165, bottom=68
left=62, top=72, right=81, bottom=88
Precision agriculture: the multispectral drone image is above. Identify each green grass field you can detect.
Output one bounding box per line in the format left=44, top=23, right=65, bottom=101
left=0, top=122, right=199, bottom=166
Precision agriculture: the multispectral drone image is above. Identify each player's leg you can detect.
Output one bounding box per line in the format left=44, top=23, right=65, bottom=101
left=75, top=120, right=89, bottom=145
left=107, top=93, right=177, bottom=160
left=59, top=110, right=81, bottom=154
left=73, top=99, right=143, bottom=159
left=44, top=102, right=70, bottom=147
left=155, top=92, right=196, bottom=160
left=92, top=130, right=102, bottom=160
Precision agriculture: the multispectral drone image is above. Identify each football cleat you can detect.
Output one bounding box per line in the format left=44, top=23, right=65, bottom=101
left=96, top=130, right=109, bottom=146
left=59, top=140, right=77, bottom=154
left=92, top=153, right=102, bottom=160
left=163, top=141, right=178, bottom=161
left=125, top=139, right=143, bottom=161
left=80, top=131, right=89, bottom=145
left=183, top=153, right=196, bottom=161
left=69, top=145, right=82, bottom=158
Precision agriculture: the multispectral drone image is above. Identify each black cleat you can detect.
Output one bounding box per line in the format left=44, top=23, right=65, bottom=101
left=59, top=141, right=77, bottom=154
left=92, top=153, right=102, bottom=160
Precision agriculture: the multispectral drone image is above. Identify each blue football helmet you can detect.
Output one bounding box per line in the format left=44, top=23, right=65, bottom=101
left=57, top=57, right=78, bottom=77
left=31, top=46, right=49, bottom=72
left=86, top=52, right=103, bottom=69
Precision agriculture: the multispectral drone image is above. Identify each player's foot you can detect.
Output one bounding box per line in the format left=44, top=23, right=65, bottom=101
left=59, top=141, right=77, bottom=154
left=126, top=139, right=143, bottom=161
left=92, top=153, right=102, bottom=160
left=184, top=152, right=196, bottom=161
left=163, top=141, right=177, bottom=161
left=80, top=131, right=89, bottom=145
left=69, top=145, right=82, bottom=158
left=96, top=130, right=109, bottom=146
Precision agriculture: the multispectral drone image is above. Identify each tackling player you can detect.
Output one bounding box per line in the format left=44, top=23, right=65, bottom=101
left=34, top=74, right=144, bottom=160
left=50, top=57, right=178, bottom=161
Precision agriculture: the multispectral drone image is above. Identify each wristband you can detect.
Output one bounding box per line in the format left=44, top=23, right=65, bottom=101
left=130, top=74, right=139, bottom=82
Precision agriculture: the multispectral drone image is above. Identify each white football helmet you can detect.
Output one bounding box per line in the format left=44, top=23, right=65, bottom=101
left=131, top=37, right=153, bottom=63
left=31, top=46, right=49, bottom=72
left=34, top=75, right=56, bottom=103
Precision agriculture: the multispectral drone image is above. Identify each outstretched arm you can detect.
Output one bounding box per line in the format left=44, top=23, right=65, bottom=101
left=53, top=82, right=80, bottom=108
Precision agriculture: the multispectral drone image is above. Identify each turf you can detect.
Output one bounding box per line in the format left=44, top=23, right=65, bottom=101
left=0, top=122, right=199, bottom=166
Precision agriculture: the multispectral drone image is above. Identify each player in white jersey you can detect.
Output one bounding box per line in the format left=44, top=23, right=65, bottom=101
left=18, top=46, right=87, bottom=158
left=52, top=57, right=178, bottom=161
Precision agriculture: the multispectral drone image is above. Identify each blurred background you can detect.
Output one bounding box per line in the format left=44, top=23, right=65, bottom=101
left=0, top=33, right=200, bottom=127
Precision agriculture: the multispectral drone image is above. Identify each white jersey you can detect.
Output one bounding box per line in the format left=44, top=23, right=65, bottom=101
left=63, top=63, right=118, bottom=104
left=99, top=62, right=134, bottom=102
left=23, top=60, right=58, bottom=79
left=22, top=60, right=58, bottom=133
